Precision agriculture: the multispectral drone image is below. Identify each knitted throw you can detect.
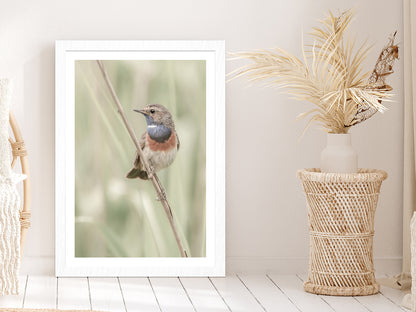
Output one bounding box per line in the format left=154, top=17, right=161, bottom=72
left=0, top=79, right=25, bottom=295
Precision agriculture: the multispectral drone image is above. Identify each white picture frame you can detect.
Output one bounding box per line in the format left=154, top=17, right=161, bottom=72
left=55, top=40, right=225, bottom=276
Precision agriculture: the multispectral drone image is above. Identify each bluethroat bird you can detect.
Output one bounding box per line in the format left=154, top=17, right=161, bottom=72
left=126, top=103, right=180, bottom=180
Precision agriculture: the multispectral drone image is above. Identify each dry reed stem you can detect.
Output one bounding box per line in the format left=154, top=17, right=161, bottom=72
left=96, top=60, right=188, bottom=258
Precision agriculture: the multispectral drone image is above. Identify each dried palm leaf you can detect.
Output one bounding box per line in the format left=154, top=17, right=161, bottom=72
left=229, top=9, right=398, bottom=134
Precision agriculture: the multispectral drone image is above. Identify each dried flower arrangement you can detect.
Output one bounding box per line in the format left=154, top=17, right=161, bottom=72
left=230, top=10, right=399, bottom=134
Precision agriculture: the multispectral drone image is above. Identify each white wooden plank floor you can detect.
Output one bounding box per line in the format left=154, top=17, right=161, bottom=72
left=0, top=274, right=408, bottom=312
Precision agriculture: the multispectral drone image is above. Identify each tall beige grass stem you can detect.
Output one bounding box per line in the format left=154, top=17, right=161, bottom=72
left=96, top=60, right=188, bottom=258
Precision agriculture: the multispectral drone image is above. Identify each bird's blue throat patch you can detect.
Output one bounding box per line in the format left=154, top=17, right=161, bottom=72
left=144, top=114, right=172, bottom=142
left=147, top=124, right=172, bottom=143
left=144, top=114, right=155, bottom=126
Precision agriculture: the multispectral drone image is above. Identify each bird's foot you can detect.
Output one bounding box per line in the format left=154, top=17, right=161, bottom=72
left=156, top=192, right=173, bottom=217
left=155, top=188, right=167, bottom=202
left=155, top=181, right=168, bottom=203
left=147, top=165, right=155, bottom=179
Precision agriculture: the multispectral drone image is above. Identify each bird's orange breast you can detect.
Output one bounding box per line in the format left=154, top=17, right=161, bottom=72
left=147, top=133, right=176, bottom=151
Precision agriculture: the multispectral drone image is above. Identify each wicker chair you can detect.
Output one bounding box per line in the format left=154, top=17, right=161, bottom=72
left=8, top=111, right=31, bottom=255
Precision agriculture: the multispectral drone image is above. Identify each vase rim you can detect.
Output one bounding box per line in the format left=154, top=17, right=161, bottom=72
left=326, top=132, right=352, bottom=146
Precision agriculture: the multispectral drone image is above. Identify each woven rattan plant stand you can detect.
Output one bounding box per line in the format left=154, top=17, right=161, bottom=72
left=297, top=168, right=387, bottom=296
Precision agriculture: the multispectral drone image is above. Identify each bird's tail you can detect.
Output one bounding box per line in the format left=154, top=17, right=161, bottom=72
left=126, top=168, right=149, bottom=180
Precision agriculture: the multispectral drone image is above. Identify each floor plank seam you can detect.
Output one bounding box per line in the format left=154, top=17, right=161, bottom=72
left=236, top=274, right=267, bottom=312
left=208, top=277, right=232, bottom=312
left=22, top=276, right=29, bottom=309
left=295, top=274, right=337, bottom=312
left=319, top=296, right=337, bottom=312
left=353, top=297, right=372, bottom=312
left=266, top=274, right=302, bottom=312
left=148, top=277, right=162, bottom=312
left=21, top=275, right=28, bottom=309
left=178, top=277, right=197, bottom=312
left=56, top=277, right=59, bottom=309
left=117, top=277, right=128, bottom=312
left=379, top=291, right=407, bottom=311
left=87, top=277, right=93, bottom=310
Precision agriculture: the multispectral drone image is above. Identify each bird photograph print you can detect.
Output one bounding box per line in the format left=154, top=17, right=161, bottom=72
left=74, top=60, right=206, bottom=258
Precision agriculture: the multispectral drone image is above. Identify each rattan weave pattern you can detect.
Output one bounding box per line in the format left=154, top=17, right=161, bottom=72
left=297, top=168, right=387, bottom=296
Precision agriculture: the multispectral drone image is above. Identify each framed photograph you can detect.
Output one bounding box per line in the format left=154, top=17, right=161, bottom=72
left=55, top=40, right=225, bottom=276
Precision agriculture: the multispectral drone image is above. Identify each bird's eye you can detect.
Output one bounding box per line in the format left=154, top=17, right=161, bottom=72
left=150, top=109, right=155, bottom=114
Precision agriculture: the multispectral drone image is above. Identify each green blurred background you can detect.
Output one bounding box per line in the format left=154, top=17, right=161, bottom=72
left=74, top=60, right=206, bottom=257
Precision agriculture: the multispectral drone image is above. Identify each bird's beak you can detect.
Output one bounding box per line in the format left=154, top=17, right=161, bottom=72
left=134, top=109, right=147, bottom=115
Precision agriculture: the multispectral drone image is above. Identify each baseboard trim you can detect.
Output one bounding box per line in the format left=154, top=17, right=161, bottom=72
left=19, top=256, right=402, bottom=276
left=20, top=256, right=54, bottom=275
left=226, top=257, right=402, bottom=275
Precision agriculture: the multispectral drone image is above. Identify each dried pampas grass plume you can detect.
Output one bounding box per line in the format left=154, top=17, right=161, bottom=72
left=229, top=9, right=398, bottom=134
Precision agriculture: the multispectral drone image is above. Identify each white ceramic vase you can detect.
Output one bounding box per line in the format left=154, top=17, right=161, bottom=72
left=320, top=133, right=358, bottom=173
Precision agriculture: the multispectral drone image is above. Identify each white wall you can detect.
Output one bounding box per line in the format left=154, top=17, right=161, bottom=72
left=0, top=0, right=403, bottom=274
